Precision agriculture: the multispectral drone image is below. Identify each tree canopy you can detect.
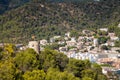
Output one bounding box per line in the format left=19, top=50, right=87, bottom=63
left=0, top=46, right=108, bottom=80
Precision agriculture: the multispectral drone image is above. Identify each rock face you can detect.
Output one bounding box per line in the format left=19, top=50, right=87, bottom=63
left=28, top=41, right=40, bottom=54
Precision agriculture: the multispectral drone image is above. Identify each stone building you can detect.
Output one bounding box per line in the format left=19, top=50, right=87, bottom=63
left=28, top=41, right=40, bottom=54
left=93, top=38, right=98, bottom=47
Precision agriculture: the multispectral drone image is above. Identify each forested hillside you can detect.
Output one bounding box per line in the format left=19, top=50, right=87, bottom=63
left=0, top=0, right=120, bottom=43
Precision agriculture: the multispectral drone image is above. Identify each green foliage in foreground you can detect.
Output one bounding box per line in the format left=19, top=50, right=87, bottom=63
left=0, top=45, right=107, bottom=80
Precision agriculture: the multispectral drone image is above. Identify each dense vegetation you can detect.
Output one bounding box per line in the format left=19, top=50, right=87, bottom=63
left=0, top=0, right=94, bottom=14
left=0, top=0, right=30, bottom=14
left=0, top=0, right=120, bottom=43
left=0, top=44, right=107, bottom=80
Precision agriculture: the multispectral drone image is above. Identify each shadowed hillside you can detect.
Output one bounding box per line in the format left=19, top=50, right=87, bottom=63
left=0, top=0, right=30, bottom=14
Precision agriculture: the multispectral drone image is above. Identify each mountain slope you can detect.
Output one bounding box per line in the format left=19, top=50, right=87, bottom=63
left=0, top=0, right=30, bottom=14
left=0, top=0, right=120, bottom=43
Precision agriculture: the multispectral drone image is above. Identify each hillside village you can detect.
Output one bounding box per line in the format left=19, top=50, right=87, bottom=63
left=10, top=24, right=120, bottom=78
left=1, top=24, right=120, bottom=79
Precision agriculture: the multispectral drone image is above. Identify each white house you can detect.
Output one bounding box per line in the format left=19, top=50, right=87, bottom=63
left=50, top=38, right=55, bottom=43
left=108, top=33, right=119, bottom=41
left=58, top=41, right=65, bottom=45
left=99, top=28, right=108, bottom=32
left=71, top=37, right=76, bottom=42
left=78, top=36, right=85, bottom=42
left=74, top=52, right=98, bottom=62
left=59, top=47, right=67, bottom=52
left=53, top=36, right=61, bottom=39
left=76, top=42, right=84, bottom=50
left=102, top=67, right=113, bottom=75
left=65, top=32, right=70, bottom=38
left=66, top=41, right=76, bottom=47
left=108, top=33, right=115, bottom=37
left=118, top=23, right=120, bottom=28
left=107, top=41, right=115, bottom=47
left=66, top=51, right=76, bottom=58
left=82, top=30, right=91, bottom=34
left=111, top=37, right=119, bottom=41
left=40, top=39, right=48, bottom=45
